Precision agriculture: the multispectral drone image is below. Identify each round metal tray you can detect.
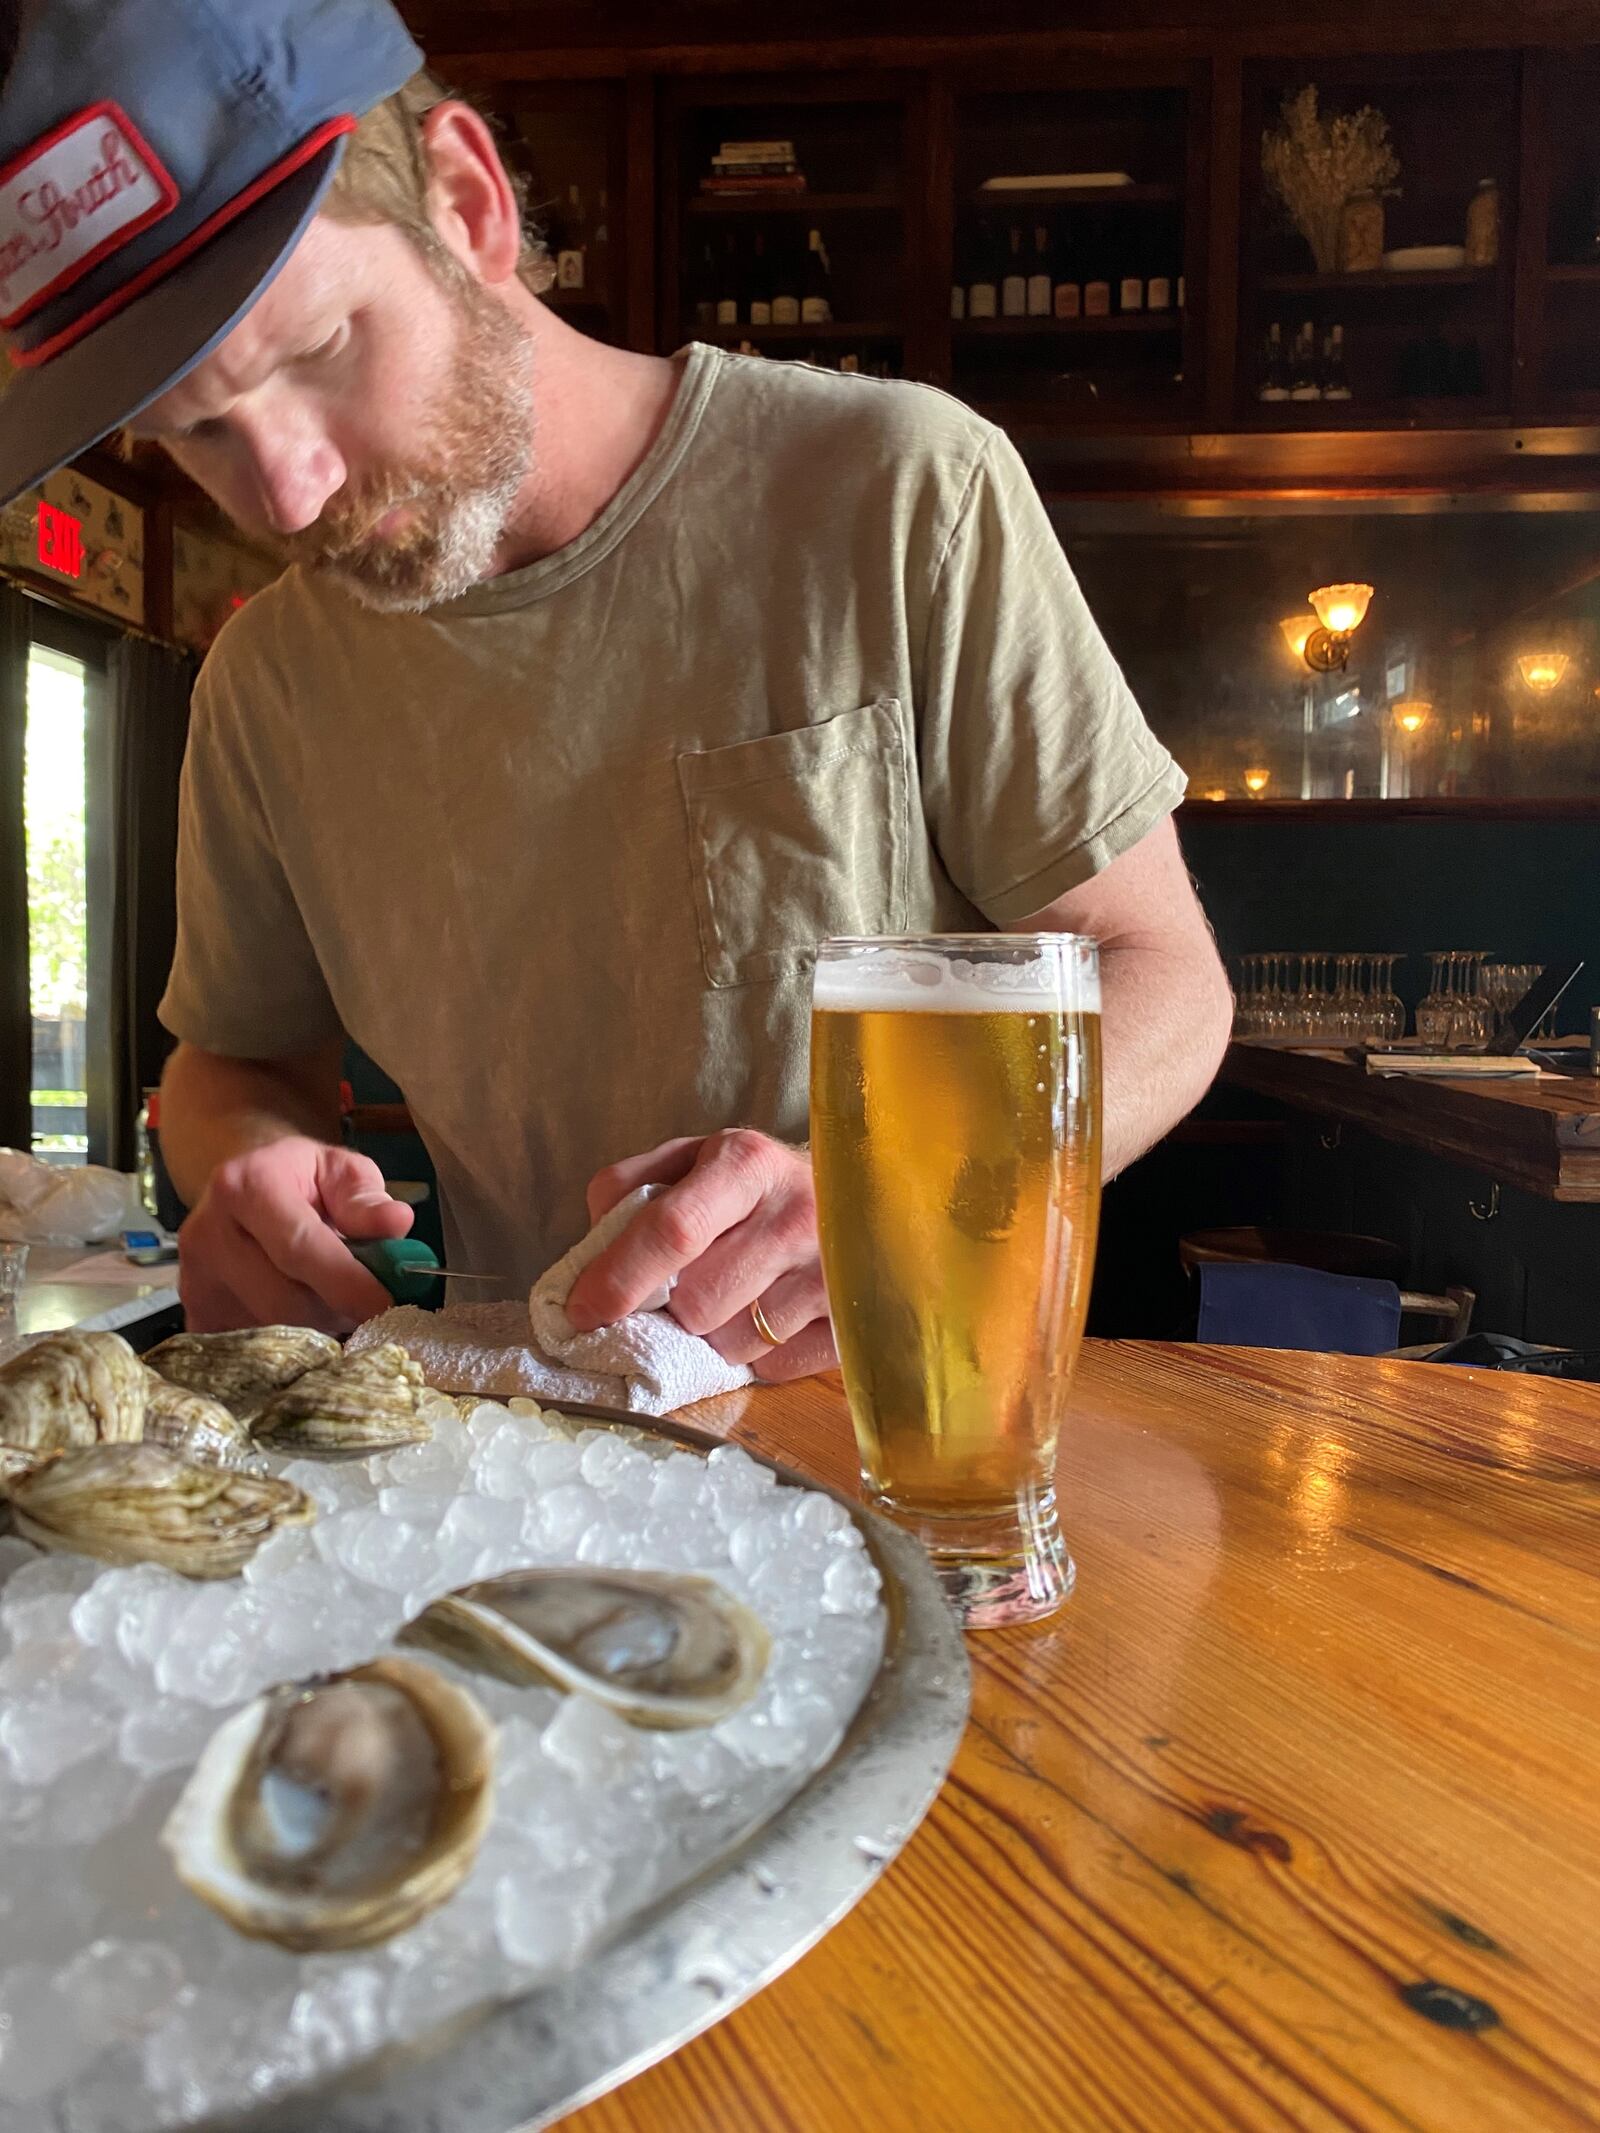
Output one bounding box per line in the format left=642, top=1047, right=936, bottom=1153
left=233, top=1412, right=970, bottom=2133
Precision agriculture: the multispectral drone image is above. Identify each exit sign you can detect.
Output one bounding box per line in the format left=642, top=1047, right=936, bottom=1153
left=37, top=497, right=84, bottom=579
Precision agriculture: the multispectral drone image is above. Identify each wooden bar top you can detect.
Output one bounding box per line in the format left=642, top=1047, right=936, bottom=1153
left=564, top=1343, right=1600, bottom=2133
left=1220, top=1040, right=1600, bottom=1201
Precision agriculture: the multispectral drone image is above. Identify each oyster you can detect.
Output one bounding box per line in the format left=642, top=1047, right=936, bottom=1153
left=145, top=1327, right=341, bottom=1424
left=161, top=1657, right=496, bottom=1952
left=0, top=1444, right=55, bottom=1489
left=0, top=1330, right=147, bottom=1449
left=251, top=1343, right=436, bottom=1460
left=402, top=1569, right=771, bottom=1730
left=142, top=1372, right=262, bottom=1471
left=7, top=1442, right=314, bottom=1578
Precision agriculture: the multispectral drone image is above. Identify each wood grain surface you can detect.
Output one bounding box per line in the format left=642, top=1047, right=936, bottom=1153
left=1221, top=1041, right=1600, bottom=1202
left=561, top=1342, right=1600, bottom=2133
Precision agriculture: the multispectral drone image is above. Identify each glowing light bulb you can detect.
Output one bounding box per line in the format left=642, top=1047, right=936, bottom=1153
left=1394, top=700, right=1431, bottom=734
left=1517, top=651, right=1569, bottom=695
left=1243, top=767, right=1271, bottom=794
left=1309, top=583, right=1374, bottom=635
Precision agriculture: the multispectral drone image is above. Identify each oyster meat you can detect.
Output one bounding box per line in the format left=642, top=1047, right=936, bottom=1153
left=161, top=1657, right=496, bottom=1952
left=142, top=1371, right=261, bottom=1471
left=7, top=1442, right=314, bottom=1578
left=0, top=1330, right=147, bottom=1449
left=145, top=1326, right=341, bottom=1424
left=403, top=1568, right=771, bottom=1730
left=251, top=1343, right=436, bottom=1459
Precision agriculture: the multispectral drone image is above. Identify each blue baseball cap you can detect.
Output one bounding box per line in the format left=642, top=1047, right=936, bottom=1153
left=0, top=0, right=423, bottom=506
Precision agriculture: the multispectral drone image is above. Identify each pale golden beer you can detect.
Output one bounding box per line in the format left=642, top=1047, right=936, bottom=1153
left=810, top=936, right=1102, bottom=1627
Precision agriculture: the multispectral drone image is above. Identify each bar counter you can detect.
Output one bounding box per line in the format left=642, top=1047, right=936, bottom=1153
left=562, top=1343, right=1600, bottom=2132
left=1220, top=1041, right=1600, bottom=1202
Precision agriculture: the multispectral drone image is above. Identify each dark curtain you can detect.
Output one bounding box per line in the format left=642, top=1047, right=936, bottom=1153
left=101, top=635, right=195, bottom=1172
left=0, top=585, right=31, bottom=1150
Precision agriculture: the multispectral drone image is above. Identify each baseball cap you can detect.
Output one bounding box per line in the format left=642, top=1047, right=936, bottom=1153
left=0, top=0, right=423, bottom=507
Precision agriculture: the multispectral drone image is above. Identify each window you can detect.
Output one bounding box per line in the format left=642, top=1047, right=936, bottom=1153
left=25, top=644, right=89, bottom=1162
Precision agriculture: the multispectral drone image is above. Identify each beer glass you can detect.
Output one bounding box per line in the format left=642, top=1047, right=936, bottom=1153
left=810, top=935, right=1102, bottom=1628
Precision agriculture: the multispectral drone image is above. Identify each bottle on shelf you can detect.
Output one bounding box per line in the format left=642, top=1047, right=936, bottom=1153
left=692, top=241, right=717, bottom=333
left=1258, top=321, right=1290, bottom=402
left=1027, top=225, right=1052, bottom=317
left=771, top=236, right=802, bottom=325
left=1289, top=320, right=1322, bottom=402
left=1118, top=249, right=1144, bottom=313
left=968, top=221, right=998, bottom=319
left=1084, top=263, right=1111, bottom=318
left=748, top=233, right=773, bottom=326
left=715, top=234, right=740, bottom=328
left=1053, top=267, right=1081, bottom=319
left=1147, top=268, right=1173, bottom=312
left=1177, top=275, right=1186, bottom=310
left=556, top=183, right=587, bottom=291
left=1001, top=226, right=1028, bottom=317
left=1321, top=323, right=1352, bottom=402
left=1464, top=178, right=1499, bottom=269
left=801, top=228, right=833, bottom=325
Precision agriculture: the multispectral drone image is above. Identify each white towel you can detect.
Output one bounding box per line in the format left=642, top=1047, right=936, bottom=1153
left=347, top=1187, right=753, bottom=1416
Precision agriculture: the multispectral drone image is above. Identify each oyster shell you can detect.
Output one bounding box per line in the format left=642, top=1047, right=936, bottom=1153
left=402, top=1569, right=771, bottom=1730
left=0, top=1330, right=147, bottom=1449
left=7, top=1442, right=314, bottom=1578
left=0, top=1444, right=55, bottom=1489
left=251, top=1343, right=436, bottom=1459
left=142, top=1372, right=262, bottom=1471
left=145, top=1327, right=341, bottom=1424
left=161, top=1657, right=496, bottom=1952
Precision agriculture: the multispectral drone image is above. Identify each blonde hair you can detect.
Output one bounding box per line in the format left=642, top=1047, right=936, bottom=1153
left=321, top=70, right=555, bottom=295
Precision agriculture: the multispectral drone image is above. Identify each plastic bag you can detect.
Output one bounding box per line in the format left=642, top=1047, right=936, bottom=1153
left=0, top=1148, right=144, bottom=1246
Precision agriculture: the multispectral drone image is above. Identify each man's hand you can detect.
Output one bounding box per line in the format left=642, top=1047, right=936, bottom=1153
left=178, top=1137, right=414, bottom=1334
left=565, top=1131, right=836, bottom=1384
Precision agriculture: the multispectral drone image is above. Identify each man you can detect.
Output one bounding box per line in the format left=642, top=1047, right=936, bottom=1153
left=0, top=0, right=1232, bottom=1380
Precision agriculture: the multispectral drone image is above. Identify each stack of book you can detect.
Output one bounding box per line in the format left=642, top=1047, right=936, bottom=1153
left=701, top=140, right=807, bottom=196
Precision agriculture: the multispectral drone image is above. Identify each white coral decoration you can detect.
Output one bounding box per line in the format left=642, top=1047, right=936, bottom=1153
left=1261, top=84, right=1401, bottom=274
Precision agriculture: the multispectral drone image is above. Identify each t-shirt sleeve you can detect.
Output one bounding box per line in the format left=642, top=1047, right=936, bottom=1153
left=158, top=655, right=344, bottom=1058
left=917, top=426, right=1186, bottom=926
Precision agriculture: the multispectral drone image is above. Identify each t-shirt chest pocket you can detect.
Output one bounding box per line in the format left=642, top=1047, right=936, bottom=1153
left=676, top=698, right=909, bottom=989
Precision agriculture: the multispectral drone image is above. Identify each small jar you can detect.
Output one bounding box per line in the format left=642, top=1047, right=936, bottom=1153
left=1465, top=178, right=1499, bottom=268
left=1339, top=190, right=1385, bottom=274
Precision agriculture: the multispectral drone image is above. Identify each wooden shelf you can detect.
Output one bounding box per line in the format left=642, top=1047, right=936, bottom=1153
left=955, top=313, right=1182, bottom=337
left=971, top=183, right=1179, bottom=210
left=697, top=319, right=902, bottom=344
left=688, top=190, right=900, bottom=216
left=1546, top=262, right=1600, bottom=285
left=1258, top=268, right=1496, bottom=293
left=1235, top=399, right=1508, bottom=432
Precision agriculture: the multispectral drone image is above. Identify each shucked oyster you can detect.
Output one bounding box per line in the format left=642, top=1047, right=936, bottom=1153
left=7, top=1442, right=314, bottom=1578
left=252, top=1343, right=436, bottom=1460
left=162, top=1657, right=496, bottom=1952
left=142, top=1371, right=261, bottom=1472
left=402, top=1569, right=771, bottom=1731
left=145, top=1327, right=341, bottom=1424
left=0, top=1330, right=147, bottom=1449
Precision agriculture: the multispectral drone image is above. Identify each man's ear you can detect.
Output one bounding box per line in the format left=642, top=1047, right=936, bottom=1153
left=418, top=102, right=523, bottom=287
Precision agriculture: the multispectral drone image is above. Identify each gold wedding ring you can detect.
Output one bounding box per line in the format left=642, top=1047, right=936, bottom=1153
left=749, top=1296, right=783, bottom=1347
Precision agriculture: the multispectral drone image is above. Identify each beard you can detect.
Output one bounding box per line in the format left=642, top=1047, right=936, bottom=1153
left=281, top=266, right=534, bottom=613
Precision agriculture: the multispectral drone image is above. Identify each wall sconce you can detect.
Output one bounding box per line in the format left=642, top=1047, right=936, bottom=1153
left=1243, top=767, right=1271, bottom=794
left=1278, top=612, right=1317, bottom=662
left=1517, top=651, right=1570, bottom=695
left=1393, top=699, right=1431, bottom=734
left=1303, top=584, right=1374, bottom=672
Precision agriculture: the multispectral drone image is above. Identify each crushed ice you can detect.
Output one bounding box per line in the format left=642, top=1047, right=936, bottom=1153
left=0, top=1402, right=884, bottom=2131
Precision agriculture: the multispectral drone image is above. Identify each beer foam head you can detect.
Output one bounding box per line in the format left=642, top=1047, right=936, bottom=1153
left=812, top=938, right=1100, bottom=1014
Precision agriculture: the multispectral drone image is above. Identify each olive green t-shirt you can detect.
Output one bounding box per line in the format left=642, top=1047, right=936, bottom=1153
left=160, top=344, right=1185, bottom=1290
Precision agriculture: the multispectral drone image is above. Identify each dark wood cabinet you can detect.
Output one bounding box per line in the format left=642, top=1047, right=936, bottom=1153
left=408, top=23, right=1600, bottom=464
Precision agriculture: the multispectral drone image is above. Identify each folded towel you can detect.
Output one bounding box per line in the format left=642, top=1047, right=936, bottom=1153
left=348, top=1187, right=753, bottom=1416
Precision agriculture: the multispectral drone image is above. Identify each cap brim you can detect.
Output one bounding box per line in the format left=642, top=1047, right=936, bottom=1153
left=0, top=135, right=346, bottom=509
